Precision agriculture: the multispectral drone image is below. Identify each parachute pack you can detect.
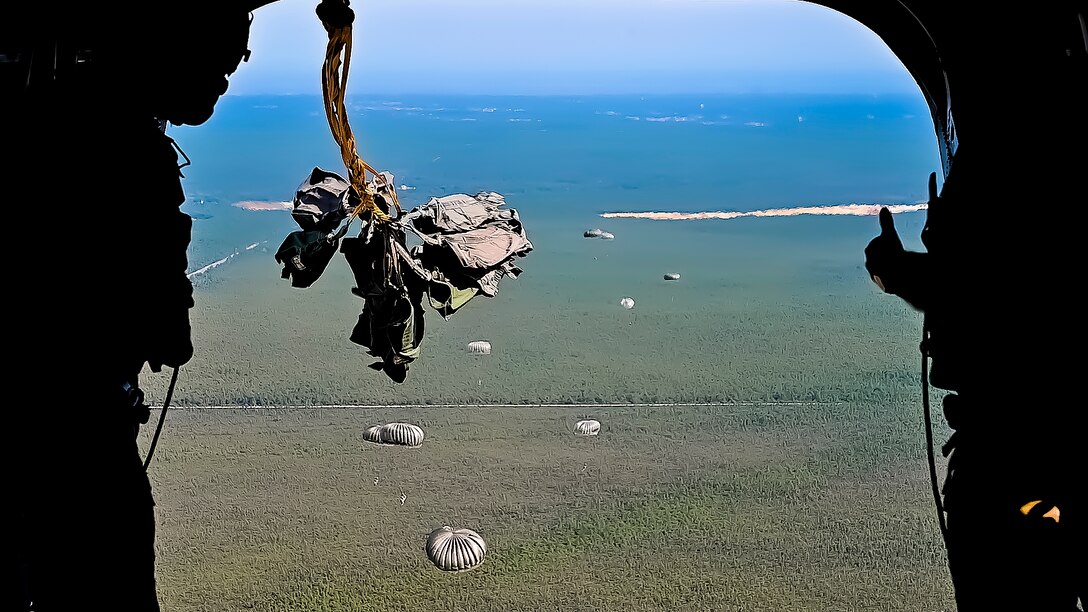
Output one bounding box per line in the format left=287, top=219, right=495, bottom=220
left=275, top=170, right=532, bottom=382
left=274, top=4, right=531, bottom=382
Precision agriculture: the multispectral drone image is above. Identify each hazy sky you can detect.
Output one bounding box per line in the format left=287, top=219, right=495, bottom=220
left=227, top=0, right=918, bottom=96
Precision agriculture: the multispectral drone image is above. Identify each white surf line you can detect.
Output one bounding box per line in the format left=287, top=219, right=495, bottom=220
left=188, top=199, right=284, bottom=278
left=164, top=401, right=845, bottom=410
left=233, top=200, right=292, bottom=211
left=600, top=203, right=928, bottom=221
left=187, top=241, right=267, bottom=279
left=186, top=255, right=232, bottom=278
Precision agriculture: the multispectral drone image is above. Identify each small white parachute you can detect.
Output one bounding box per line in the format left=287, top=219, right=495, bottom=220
left=663, top=272, right=681, bottom=281
left=573, top=419, right=601, bottom=436
left=619, top=297, right=635, bottom=309
left=362, top=425, right=383, bottom=444
left=426, top=526, right=487, bottom=572
left=378, top=422, right=425, bottom=447
left=467, top=340, right=492, bottom=355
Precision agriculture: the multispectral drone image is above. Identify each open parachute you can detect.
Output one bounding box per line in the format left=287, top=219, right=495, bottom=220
left=361, top=422, right=425, bottom=447
left=426, top=526, right=487, bottom=573
left=574, top=419, right=601, bottom=436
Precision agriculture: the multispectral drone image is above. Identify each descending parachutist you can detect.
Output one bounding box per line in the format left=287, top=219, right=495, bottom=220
left=374, top=476, right=379, bottom=486
left=399, top=493, right=407, bottom=505
left=426, top=526, right=487, bottom=572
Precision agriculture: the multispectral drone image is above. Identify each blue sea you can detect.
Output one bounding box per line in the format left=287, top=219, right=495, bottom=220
left=174, top=92, right=936, bottom=255
left=165, top=93, right=938, bottom=404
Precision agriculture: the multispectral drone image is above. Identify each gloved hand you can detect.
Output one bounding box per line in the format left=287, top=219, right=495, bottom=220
left=864, top=207, right=931, bottom=311
left=864, top=207, right=904, bottom=293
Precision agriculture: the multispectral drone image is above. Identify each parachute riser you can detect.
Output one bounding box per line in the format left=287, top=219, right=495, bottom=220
left=319, top=15, right=400, bottom=224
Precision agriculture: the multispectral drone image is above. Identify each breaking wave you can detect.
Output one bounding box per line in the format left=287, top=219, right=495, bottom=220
left=188, top=242, right=266, bottom=279
left=600, top=203, right=928, bottom=221
left=234, top=200, right=292, bottom=211
left=187, top=254, right=233, bottom=279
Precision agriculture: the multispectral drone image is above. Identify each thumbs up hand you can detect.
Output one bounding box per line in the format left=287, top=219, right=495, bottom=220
left=865, top=207, right=905, bottom=293
left=864, top=207, right=931, bottom=311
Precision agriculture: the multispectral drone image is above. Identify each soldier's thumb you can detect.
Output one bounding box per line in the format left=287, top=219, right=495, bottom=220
left=878, top=207, right=902, bottom=247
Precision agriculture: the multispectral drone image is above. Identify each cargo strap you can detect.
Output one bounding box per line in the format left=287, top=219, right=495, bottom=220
left=318, top=1, right=401, bottom=223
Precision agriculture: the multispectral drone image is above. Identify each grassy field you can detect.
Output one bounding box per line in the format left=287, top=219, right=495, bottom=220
left=143, top=402, right=955, bottom=612
left=149, top=212, right=930, bottom=408
left=136, top=210, right=956, bottom=610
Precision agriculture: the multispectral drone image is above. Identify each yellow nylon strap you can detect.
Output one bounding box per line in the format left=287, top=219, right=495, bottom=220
left=321, top=24, right=400, bottom=222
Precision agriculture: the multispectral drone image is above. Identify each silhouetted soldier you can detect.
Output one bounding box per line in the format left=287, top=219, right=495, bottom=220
left=863, top=6, right=1085, bottom=610
left=2, top=3, right=265, bottom=610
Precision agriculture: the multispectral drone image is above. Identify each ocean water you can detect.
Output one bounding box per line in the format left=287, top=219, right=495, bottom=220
left=164, top=93, right=937, bottom=405
left=176, top=93, right=937, bottom=207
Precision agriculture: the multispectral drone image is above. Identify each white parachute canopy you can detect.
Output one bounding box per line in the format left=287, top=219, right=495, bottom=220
left=426, top=526, right=487, bottom=572
left=619, top=297, right=635, bottom=309
left=467, top=340, right=492, bottom=355
left=377, top=422, right=425, bottom=447
left=362, top=425, right=383, bottom=444
left=573, top=419, right=601, bottom=436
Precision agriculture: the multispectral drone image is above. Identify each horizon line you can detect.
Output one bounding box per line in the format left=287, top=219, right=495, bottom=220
left=224, top=90, right=921, bottom=98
